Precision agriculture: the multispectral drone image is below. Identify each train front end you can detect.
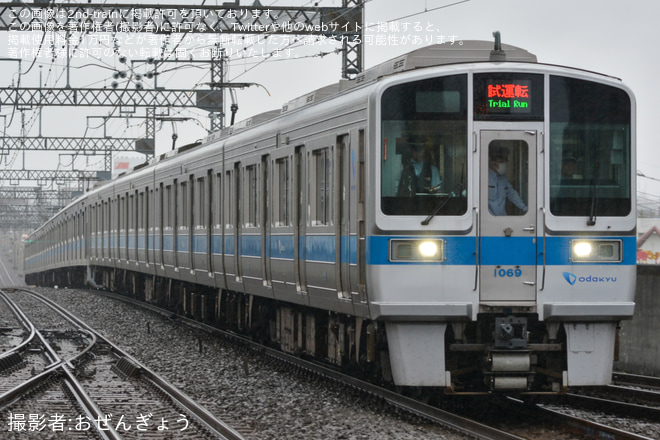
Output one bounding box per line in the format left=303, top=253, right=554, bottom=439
left=367, top=46, right=636, bottom=393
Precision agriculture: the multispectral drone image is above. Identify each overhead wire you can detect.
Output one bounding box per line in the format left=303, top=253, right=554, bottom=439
left=225, top=0, right=371, bottom=81
left=638, top=171, right=660, bottom=183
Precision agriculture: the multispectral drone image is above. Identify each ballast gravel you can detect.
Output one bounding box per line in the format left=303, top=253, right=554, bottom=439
left=38, top=287, right=467, bottom=440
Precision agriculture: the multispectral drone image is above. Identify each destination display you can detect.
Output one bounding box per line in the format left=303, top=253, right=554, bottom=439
left=474, top=73, right=543, bottom=120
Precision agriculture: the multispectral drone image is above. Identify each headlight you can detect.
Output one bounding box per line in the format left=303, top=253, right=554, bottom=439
left=571, top=240, right=622, bottom=263
left=573, top=242, right=592, bottom=258
left=390, top=239, right=444, bottom=262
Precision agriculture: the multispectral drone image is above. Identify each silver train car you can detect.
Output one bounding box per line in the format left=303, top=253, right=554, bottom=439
left=24, top=40, right=636, bottom=394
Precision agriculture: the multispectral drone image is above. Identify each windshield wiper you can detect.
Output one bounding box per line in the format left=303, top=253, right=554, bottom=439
left=587, top=162, right=600, bottom=226
left=422, top=166, right=466, bottom=226
left=421, top=195, right=452, bottom=226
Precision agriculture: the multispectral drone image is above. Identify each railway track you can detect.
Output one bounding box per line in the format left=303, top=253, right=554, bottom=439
left=86, top=288, right=659, bottom=440
left=509, top=396, right=656, bottom=440
left=551, top=385, right=660, bottom=419
left=518, top=372, right=660, bottom=439
left=0, top=288, right=244, bottom=439
left=614, top=372, right=660, bottom=391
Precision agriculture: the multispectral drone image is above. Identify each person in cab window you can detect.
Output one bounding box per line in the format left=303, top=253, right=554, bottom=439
left=488, top=146, right=527, bottom=215
left=397, top=136, right=442, bottom=196
left=561, top=154, right=582, bottom=182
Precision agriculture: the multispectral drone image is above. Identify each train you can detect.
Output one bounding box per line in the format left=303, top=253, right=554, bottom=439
left=24, top=36, right=637, bottom=394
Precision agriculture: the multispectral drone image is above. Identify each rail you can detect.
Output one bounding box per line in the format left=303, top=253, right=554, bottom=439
left=0, top=288, right=245, bottom=440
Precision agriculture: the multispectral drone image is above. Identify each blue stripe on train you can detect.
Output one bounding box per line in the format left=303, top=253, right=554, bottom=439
left=156, top=233, right=357, bottom=264
left=95, top=233, right=635, bottom=266
left=367, top=235, right=636, bottom=266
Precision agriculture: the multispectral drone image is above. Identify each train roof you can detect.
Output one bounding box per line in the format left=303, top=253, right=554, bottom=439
left=348, top=40, right=537, bottom=83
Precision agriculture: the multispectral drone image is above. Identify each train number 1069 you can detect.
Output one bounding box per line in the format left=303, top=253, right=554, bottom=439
left=494, top=267, right=522, bottom=278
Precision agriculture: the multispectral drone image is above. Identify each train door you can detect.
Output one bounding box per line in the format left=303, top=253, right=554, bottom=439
left=102, top=200, right=107, bottom=261
left=207, top=170, right=214, bottom=277
left=234, top=163, right=242, bottom=282
left=131, top=191, right=137, bottom=265
left=188, top=175, right=195, bottom=275
left=221, top=168, right=233, bottom=288
left=335, top=134, right=351, bottom=299
left=173, top=180, right=179, bottom=270
left=143, top=189, right=149, bottom=268
left=261, top=154, right=272, bottom=287
left=356, top=129, right=367, bottom=304
left=158, top=183, right=164, bottom=269
left=294, top=146, right=307, bottom=292
left=478, top=129, right=538, bottom=303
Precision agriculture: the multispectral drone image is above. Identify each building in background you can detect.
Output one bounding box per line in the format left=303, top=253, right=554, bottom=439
left=637, top=219, right=660, bottom=264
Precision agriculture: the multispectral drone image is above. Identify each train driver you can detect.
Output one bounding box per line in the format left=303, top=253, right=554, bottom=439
left=397, top=137, right=442, bottom=196
left=488, top=145, right=527, bottom=215
left=561, top=154, right=582, bottom=181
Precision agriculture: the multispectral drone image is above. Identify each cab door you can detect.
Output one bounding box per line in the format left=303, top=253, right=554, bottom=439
left=479, top=129, right=538, bottom=303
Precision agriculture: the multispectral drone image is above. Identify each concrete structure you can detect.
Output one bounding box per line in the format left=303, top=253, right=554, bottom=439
left=615, top=265, right=660, bottom=375
left=623, top=219, right=660, bottom=374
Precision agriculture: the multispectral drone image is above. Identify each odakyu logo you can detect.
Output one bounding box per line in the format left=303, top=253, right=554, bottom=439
left=562, top=272, right=577, bottom=285
left=562, top=272, right=617, bottom=285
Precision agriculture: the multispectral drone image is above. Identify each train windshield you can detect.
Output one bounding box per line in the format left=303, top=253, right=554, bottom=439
left=549, top=76, right=632, bottom=217
left=380, top=74, right=469, bottom=216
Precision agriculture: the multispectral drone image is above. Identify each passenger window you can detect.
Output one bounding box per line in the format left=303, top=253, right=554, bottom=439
left=225, top=171, right=234, bottom=229
left=164, top=185, right=173, bottom=229
left=214, top=172, right=222, bottom=228
left=179, top=181, right=188, bottom=228
left=246, top=165, right=258, bottom=227
left=312, top=147, right=332, bottom=226
left=275, top=157, right=291, bottom=226
left=196, top=177, right=206, bottom=229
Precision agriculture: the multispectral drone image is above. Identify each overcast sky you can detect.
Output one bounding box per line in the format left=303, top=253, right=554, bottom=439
left=1, top=0, right=659, bottom=196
